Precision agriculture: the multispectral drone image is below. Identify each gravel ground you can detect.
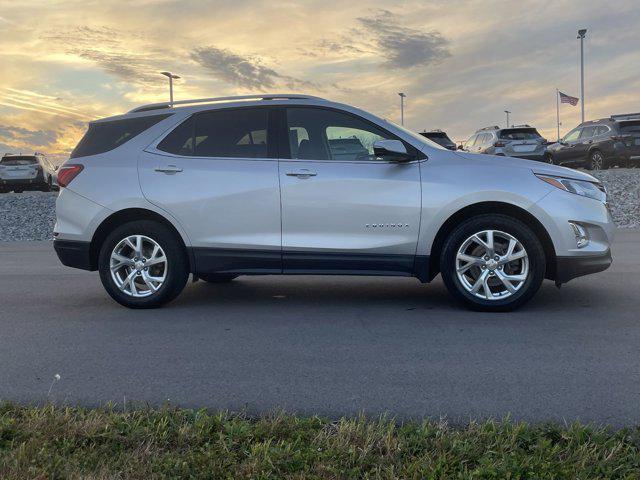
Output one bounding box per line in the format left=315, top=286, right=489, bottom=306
left=0, top=191, right=56, bottom=241
left=0, top=169, right=638, bottom=241
left=590, top=169, right=640, bottom=228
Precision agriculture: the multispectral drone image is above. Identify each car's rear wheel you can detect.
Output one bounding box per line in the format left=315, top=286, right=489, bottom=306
left=440, top=214, right=545, bottom=311
left=98, top=220, right=189, bottom=308
left=588, top=150, right=606, bottom=170
left=199, top=273, right=239, bottom=283
left=13, top=188, right=23, bottom=193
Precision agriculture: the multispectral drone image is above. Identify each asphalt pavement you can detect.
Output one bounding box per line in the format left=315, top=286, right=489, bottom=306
left=1, top=230, right=639, bottom=426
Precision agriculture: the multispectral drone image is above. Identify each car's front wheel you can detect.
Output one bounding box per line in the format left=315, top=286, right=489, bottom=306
left=98, top=220, right=189, bottom=308
left=440, top=214, right=545, bottom=311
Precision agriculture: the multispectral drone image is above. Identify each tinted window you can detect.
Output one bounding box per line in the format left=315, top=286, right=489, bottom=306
left=595, top=126, right=610, bottom=136
left=564, top=129, right=581, bottom=142
left=499, top=128, right=541, bottom=140
left=286, top=108, right=396, bottom=161
left=157, top=116, right=195, bottom=155
left=580, top=126, right=597, bottom=138
left=0, top=155, right=37, bottom=165
left=71, top=114, right=170, bottom=159
left=194, top=108, right=268, bottom=158
left=619, top=121, right=640, bottom=133
left=465, top=135, right=477, bottom=148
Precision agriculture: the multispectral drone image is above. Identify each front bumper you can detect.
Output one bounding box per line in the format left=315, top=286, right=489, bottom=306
left=555, top=249, right=612, bottom=284
left=53, top=239, right=95, bottom=271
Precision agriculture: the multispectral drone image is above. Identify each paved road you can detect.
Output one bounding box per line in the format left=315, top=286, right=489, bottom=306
left=1, top=231, right=639, bottom=426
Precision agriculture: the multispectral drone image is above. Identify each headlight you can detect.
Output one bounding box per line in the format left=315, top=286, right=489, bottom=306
left=536, top=174, right=607, bottom=203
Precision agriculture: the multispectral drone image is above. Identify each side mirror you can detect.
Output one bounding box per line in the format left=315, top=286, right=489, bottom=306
left=373, top=140, right=413, bottom=162
left=457, top=144, right=465, bottom=150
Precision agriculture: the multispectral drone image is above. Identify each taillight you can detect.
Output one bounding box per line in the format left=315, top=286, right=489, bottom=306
left=57, top=164, right=84, bottom=188
left=494, top=141, right=506, bottom=148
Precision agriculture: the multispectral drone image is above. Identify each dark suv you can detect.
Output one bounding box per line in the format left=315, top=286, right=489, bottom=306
left=419, top=130, right=457, bottom=150
left=546, top=113, right=640, bottom=170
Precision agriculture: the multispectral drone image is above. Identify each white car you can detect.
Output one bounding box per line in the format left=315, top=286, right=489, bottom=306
left=0, top=153, right=57, bottom=192
left=53, top=94, right=615, bottom=311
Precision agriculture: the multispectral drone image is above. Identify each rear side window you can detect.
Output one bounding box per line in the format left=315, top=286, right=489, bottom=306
left=194, top=108, right=269, bottom=158
left=157, top=116, right=195, bottom=155
left=71, top=114, right=170, bottom=159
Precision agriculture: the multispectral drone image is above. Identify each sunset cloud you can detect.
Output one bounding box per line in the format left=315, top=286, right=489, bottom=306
left=0, top=0, right=639, bottom=159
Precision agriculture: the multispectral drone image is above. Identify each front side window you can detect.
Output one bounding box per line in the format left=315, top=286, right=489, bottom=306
left=580, top=126, right=597, bottom=138
left=195, top=108, right=269, bottom=158
left=563, top=129, right=581, bottom=142
left=71, top=114, right=170, bottom=159
left=286, top=108, right=397, bottom=161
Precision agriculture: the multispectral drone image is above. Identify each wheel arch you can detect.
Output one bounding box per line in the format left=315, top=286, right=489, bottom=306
left=426, top=201, right=557, bottom=282
left=88, top=208, right=194, bottom=272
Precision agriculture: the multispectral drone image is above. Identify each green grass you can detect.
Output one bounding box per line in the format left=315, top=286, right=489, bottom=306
left=1, top=403, right=639, bottom=479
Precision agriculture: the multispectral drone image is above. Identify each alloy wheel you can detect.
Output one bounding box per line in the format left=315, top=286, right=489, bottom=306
left=455, top=230, right=529, bottom=301
left=591, top=152, right=603, bottom=170
left=109, top=235, right=167, bottom=297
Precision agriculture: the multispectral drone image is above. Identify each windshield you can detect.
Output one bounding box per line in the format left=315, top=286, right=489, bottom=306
left=384, top=119, right=446, bottom=150
left=0, top=156, right=38, bottom=166
left=499, top=128, right=542, bottom=140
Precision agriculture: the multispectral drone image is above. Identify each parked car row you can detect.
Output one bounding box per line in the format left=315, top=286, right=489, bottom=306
left=422, top=112, right=640, bottom=170
left=0, top=152, right=58, bottom=193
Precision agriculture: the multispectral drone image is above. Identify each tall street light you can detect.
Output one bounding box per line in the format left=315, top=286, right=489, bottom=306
left=504, top=110, right=511, bottom=128
left=398, top=92, right=406, bottom=126
left=160, top=71, right=180, bottom=106
left=577, top=29, right=587, bottom=123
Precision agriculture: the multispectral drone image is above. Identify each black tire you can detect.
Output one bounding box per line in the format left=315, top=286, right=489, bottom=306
left=199, top=273, right=239, bottom=283
left=13, top=188, right=23, bottom=193
left=98, top=220, right=189, bottom=309
left=587, top=150, right=606, bottom=170
left=40, top=178, right=52, bottom=192
left=440, top=214, right=546, bottom=312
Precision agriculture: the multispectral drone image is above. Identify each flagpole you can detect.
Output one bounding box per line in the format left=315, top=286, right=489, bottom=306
left=556, top=88, right=560, bottom=142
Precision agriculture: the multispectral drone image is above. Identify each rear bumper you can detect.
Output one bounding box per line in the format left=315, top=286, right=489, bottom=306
left=53, top=239, right=95, bottom=271
left=1, top=177, right=47, bottom=187
left=555, top=249, right=612, bottom=284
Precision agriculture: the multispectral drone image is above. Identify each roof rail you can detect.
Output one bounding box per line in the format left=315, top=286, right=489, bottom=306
left=477, top=125, right=500, bottom=132
left=129, top=94, right=326, bottom=113
left=511, top=124, right=532, bottom=128
left=611, top=112, right=640, bottom=120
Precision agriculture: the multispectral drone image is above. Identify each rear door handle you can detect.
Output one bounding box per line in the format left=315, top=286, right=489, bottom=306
left=285, top=169, right=317, bottom=179
left=154, top=165, right=183, bottom=174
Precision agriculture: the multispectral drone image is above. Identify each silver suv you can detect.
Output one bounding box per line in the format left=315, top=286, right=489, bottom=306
left=0, top=152, right=57, bottom=192
left=463, top=125, right=548, bottom=162
left=54, top=94, right=615, bottom=311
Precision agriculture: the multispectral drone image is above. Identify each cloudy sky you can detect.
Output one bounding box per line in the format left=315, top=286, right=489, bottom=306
left=1, top=0, right=639, bottom=160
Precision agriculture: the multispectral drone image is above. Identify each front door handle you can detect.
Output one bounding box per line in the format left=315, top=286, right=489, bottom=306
left=285, top=169, right=317, bottom=179
left=154, top=165, right=183, bottom=174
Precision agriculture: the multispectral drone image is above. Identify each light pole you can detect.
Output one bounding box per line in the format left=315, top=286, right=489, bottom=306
left=398, top=92, right=406, bottom=126
left=577, top=29, right=587, bottom=123
left=504, top=110, right=511, bottom=128
left=160, top=71, right=180, bottom=106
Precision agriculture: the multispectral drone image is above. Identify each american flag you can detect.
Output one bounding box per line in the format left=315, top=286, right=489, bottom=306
left=559, top=91, right=579, bottom=106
